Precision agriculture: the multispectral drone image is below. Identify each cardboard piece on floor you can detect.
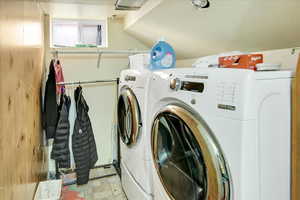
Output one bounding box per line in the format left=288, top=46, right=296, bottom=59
left=34, top=179, right=62, bottom=200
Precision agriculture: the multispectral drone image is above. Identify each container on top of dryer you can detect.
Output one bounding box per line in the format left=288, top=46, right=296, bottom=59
left=146, top=68, right=293, bottom=200
left=129, top=54, right=150, bottom=70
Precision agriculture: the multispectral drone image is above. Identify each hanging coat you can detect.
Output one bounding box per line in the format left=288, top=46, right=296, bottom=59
left=54, top=60, right=65, bottom=94
left=72, top=86, right=98, bottom=185
left=43, top=60, right=58, bottom=139
left=51, top=94, right=71, bottom=168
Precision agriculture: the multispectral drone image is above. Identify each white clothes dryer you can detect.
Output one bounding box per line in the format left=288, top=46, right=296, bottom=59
left=146, top=68, right=292, bottom=200
left=117, top=69, right=153, bottom=200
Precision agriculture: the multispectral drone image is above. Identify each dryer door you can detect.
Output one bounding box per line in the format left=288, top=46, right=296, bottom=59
left=117, top=86, right=142, bottom=146
left=152, top=105, right=232, bottom=200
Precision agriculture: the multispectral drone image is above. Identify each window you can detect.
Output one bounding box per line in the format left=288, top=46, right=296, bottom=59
left=154, top=113, right=207, bottom=200
left=51, top=19, right=107, bottom=48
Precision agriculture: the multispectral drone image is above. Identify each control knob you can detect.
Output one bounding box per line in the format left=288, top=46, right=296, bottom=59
left=170, top=78, right=181, bottom=91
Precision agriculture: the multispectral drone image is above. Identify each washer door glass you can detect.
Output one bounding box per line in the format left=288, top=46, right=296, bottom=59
left=152, top=105, right=231, bottom=200
left=117, top=87, right=142, bottom=145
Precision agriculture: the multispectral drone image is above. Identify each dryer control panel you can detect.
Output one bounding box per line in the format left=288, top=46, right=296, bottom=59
left=181, top=81, right=205, bottom=93
left=125, top=75, right=136, bottom=81
left=170, top=78, right=205, bottom=93
left=216, top=81, right=238, bottom=111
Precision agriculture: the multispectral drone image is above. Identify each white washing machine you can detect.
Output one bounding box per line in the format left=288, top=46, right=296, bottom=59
left=117, top=69, right=153, bottom=200
left=146, top=68, right=292, bottom=200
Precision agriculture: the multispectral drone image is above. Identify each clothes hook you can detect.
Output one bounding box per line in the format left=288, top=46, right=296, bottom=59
left=128, top=49, right=136, bottom=68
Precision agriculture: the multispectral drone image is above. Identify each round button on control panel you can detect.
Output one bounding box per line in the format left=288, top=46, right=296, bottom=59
left=170, top=78, right=181, bottom=91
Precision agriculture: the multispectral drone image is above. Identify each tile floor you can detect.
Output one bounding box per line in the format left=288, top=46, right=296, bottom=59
left=61, top=167, right=127, bottom=200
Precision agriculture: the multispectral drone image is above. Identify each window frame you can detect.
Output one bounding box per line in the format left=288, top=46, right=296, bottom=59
left=50, top=18, right=108, bottom=48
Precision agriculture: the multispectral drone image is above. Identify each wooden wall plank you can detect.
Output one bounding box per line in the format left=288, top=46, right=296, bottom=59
left=292, top=54, right=300, bottom=200
left=0, top=0, right=46, bottom=199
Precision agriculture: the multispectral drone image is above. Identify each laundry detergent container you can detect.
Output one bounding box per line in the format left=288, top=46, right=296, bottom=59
left=150, top=40, right=176, bottom=70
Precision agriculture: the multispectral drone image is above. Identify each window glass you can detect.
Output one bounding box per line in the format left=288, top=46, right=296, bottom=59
left=80, top=25, right=100, bottom=46
left=52, top=19, right=107, bottom=48
left=155, top=113, right=207, bottom=200
left=118, top=96, right=131, bottom=144
left=117, top=90, right=141, bottom=145
left=52, top=23, right=78, bottom=47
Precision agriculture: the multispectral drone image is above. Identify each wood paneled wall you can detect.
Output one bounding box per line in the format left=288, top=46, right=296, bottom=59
left=0, top=0, right=46, bottom=199
left=293, top=55, right=300, bottom=200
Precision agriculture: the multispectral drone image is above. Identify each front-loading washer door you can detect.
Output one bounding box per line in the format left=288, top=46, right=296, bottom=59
left=151, top=105, right=232, bottom=200
left=117, top=86, right=142, bottom=146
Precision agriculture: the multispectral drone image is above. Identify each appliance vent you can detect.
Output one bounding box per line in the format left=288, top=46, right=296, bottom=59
left=115, top=0, right=148, bottom=10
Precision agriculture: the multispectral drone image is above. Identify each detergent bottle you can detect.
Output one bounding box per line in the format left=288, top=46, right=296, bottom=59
left=150, top=39, right=176, bottom=70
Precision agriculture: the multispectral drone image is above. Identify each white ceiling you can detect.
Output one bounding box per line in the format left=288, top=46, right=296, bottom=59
left=125, top=0, right=300, bottom=59
left=39, top=0, right=125, bottom=19
left=39, top=0, right=114, bottom=5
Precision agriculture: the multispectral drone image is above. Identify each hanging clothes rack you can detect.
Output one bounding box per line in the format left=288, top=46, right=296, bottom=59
left=51, top=49, right=135, bottom=184
left=55, top=77, right=121, bottom=185
left=56, top=79, right=118, bottom=86
left=50, top=49, right=149, bottom=55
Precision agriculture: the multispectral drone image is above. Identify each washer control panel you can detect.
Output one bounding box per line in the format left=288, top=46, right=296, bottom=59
left=170, top=78, right=205, bottom=93
left=125, top=75, right=136, bottom=82
left=216, top=81, right=237, bottom=111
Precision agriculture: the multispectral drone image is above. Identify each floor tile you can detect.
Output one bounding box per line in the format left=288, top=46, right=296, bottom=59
left=61, top=167, right=126, bottom=200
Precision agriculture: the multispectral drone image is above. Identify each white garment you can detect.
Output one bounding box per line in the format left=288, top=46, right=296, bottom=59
left=67, top=87, right=76, bottom=169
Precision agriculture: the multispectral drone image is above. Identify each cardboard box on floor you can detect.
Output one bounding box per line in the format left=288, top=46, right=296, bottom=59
left=34, top=180, right=62, bottom=200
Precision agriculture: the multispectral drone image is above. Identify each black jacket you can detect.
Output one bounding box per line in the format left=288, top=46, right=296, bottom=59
left=51, top=94, right=71, bottom=168
left=43, top=60, right=58, bottom=139
left=72, top=86, right=98, bottom=185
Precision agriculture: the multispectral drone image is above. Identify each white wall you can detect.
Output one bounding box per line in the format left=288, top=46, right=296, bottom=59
left=177, top=58, right=197, bottom=68
left=45, top=15, right=149, bottom=167
left=62, top=56, right=126, bottom=167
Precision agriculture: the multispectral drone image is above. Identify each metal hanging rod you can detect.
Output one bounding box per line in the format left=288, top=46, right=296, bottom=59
left=50, top=49, right=149, bottom=69
left=51, top=49, right=149, bottom=55
left=57, top=79, right=118, bottom=86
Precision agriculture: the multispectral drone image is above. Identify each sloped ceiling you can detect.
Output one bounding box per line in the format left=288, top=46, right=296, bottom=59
left=124, top=0, right=300, bottom=59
